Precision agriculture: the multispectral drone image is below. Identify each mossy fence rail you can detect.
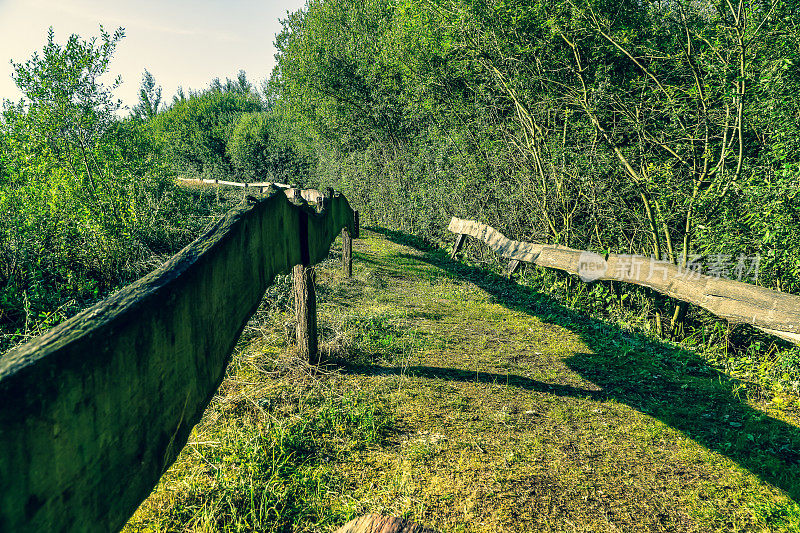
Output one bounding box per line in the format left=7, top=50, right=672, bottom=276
left=448, top=217, right=800, bottom=346
left=0, top=183, right=357, bottom=532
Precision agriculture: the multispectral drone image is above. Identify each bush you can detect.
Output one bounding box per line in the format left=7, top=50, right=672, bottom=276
left=0, top=29, right=238, bottom=352
left=150, top=85, right=263, bottom=178
left=227, top=112, right=310, bottom=183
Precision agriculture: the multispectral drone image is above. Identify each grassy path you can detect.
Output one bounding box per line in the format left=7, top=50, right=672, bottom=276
left=127, top=229, right=800, bottom=532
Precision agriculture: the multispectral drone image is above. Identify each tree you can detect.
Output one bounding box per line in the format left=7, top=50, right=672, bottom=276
left=173, top=86, right=186, bottom=104
left=150, top=80, right=264, bottom=177
left=132, top=69, right=162, bottom=121
left=0, top=26, right=180, bottom=342
left=273, top=0, right=800, bottom=345
left=1, top=26, right=178, bottom=288
left=7, top=25, right=135, bottom=244
left=10, top=26, right=125, bottom=196
left=227, top=111, right=310, bottom=182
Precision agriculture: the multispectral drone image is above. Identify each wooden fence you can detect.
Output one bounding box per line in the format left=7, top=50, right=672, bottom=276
left=177, top=177, right=330, bottom=203
left=0, top=184, right=356, bottom=532
left=177, top=177, right=292, bottom=189
left=448, top=217, right=800, bottom=345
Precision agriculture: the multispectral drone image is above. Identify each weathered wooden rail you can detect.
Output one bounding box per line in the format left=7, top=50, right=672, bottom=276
left=177, top=177, right=329, bottom=203
left=448, top=217, right=800, bottom=345
left=179, top=179, right=357, bottom=361
left=0, top=185, right=357, bottom=532
left=177, top=177, right=292, bottom=189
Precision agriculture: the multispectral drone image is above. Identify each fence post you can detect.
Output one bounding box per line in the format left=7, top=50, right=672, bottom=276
left=293, top=204, right=318, bottom=362
left=654, top=312, right=663, bottom=338
left=353, top=211, right=360, bottom=239
left=293, top=264, right=318, bottom=362
left=507, top=260, right=523, bottom=279
left=450, top=233, right=466, bottom=260
left=292, top=200, right=317, bottom=363
left=342, top=228, right=353, bottom=278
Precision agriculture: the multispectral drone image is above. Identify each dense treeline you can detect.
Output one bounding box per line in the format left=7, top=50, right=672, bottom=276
left=1, top=5, right=798, bottom=385
left=267, top=0, right=800, bottom=384
left=149, top=70, right=311, bottom=183
left=271, top=0, right=800, bottom=331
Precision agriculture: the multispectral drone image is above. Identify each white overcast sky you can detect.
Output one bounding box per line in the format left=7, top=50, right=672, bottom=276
left=0, top=0, right=307, bottom=109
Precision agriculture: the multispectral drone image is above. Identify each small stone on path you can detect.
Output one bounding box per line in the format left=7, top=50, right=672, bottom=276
left=334, top=514, right=436, bottom=533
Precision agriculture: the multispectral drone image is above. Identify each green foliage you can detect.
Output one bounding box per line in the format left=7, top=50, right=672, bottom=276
left=227, top=113, right=270, bottom=178
left=131, top=69, right=162, bottom=121
left=126, top=372, right=391, bottom=532
left=698, top=166, right=800, bottom=295
left=226, top=112, right=309, bottom=182
left=150, top=77, right=263, bottom=178
left=0, top=28, right=231, bottom=351
left=272, top=0, right=800, bottom=377
left=10, top=26, right=124, bottom=169
left=3, top=26, right=136, bottom=253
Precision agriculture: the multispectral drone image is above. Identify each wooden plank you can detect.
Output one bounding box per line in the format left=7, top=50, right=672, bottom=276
left=334, top=514, right=436, bottom=533
left=249, top=181, right=292, bottom=189
left=177, top=180, right=321, bottom=205
left=177, top=178, right=292, bottom=189
left=284, top=187, right=324, bottom=205
left=508, top=259, right=523, bottom=278
left=448, top=217, right=800, bottom=345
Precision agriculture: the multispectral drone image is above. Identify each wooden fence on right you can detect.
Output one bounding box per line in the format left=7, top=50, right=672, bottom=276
left=448, top=217, right=800, bottom=345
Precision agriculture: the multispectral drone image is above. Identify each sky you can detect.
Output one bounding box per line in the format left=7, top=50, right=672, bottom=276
left=0, top=0, right=307, bottom=110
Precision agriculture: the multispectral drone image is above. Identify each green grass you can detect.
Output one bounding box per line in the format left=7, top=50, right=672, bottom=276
left=126, top=229, right=800, bottom=532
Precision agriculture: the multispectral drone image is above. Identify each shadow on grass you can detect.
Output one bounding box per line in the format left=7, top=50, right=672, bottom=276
left=362, top=226, right=800, bottom=502
left=340, top=364, right=606, bottom=400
